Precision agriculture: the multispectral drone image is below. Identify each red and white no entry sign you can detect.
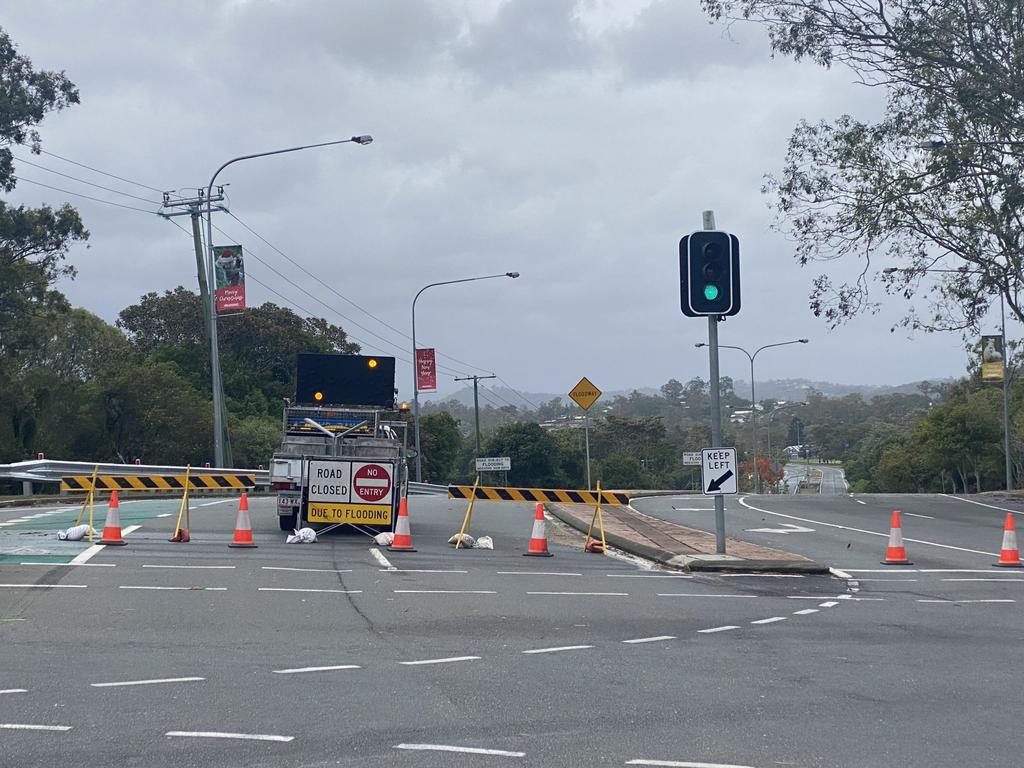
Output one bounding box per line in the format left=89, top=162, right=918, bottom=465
left=353, top=463, right=393, bottom=503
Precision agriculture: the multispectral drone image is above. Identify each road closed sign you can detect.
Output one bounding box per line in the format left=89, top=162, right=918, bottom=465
left=701, top=447, right=737, bottom=495
left=306, top=459, right=395, bottom=525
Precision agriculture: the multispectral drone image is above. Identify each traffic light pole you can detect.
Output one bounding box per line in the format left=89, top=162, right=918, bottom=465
left=702, top=210, right=727, bottom=554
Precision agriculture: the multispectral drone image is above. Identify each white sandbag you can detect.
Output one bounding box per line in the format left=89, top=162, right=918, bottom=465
left=373, top=531, right=394, bottom=546
left=57, top=524, right=96, bottom=541
left=475, top=535, right=494, bottom=550
left=286, top=527, right=317, bottom=544
left=448, top=533, right=476, bottom=548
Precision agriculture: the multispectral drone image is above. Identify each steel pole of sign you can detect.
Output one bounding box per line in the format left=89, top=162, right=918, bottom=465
left=584, top=409, right=592, bottom=491
left=1002, top=292, right=1013, bottom=491
left=702, top=210, right=727, bottom=554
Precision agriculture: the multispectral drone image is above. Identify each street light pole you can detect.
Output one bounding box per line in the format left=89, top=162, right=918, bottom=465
left=696, top=339, right=809, bottom=493
left=411, top=272, right=519, bottom=482
left=204, top=135, right=373, bottom=467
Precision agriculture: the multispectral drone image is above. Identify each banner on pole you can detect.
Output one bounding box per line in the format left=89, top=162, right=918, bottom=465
left=214, top=245, right=246, bottom=316
left=980, top=334, right=1004, bottom=382
left=416, top=348, right=437, bottom=392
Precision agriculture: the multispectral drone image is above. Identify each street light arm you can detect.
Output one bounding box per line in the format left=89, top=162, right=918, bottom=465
left=751, top=339, right=810, bottom=362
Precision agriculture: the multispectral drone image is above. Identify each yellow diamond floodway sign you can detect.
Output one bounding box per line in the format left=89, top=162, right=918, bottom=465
left=569, top=376, right=602, bottom=411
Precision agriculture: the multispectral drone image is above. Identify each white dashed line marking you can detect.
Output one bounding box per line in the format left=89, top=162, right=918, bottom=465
left=626, top=760, right=758, bottom=767
left=607, top=573, right=692, bottom=579
left=0, top=689, right=27, bottom=694
left=0, top=584, right=86, bottom=589
left=261, top=566, right=353, bottom=574
left=751, top=616, right=786, bottom=625
left=394, top=744, right=524, bottom=757
left=399, top=656, right=481, bottom=666
left=496, top=571, right=582, bottom=576
left=793, top=609, right=819, bottom=615
left=697, top=626, right=740, bottom=634
left=273, top=665, right=360, bottom=675
left=197, top=499, right=235, bottom=506
left=142, top=565, right=236, bottom=570
left=526, top=591, right=628, bottom=596
left=522, top=645, right=593, bottom=655
left=383, top=569, right=468, bottom=574
left=622, top=636, right=676, bottom=644
left=917, top=599, right=1015, bottom=604
left=91, top=677, right=204, bottom=688
left=0, top=724, right=72, bottom=732
left=394, top=589, right=495, bottom=594
left=120, top=586, right=226, bottom=591
left=719, top=574, right=804, bottom=578
left=658, top=593, right=758, bottom=599
left=818, top=601, right=839, bottom=607
left=855, top=578, right=919, bottom=582
left=156, top=513, right=173, bottom=518
left=165, top=731, right=293, bottom=743
left=258, top=593, right=362, bottom=598
left=853, top=499, right=867, bottom=505
left=941, top=578, right=1024, bottom=582
left=18, top=562, right=114, bottom=567
left=904, top=512, right=935, bottom=519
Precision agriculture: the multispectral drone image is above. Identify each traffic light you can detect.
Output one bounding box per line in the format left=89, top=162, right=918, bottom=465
left=679, top=230, right=741, bottom=317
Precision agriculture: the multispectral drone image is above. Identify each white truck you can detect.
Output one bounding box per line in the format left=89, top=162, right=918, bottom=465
left=270, top=354, right=411, bottom=533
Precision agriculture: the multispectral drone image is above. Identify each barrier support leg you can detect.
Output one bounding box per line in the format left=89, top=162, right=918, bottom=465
left=455, top=475, right=480, bottom=550
left=584, top=481, right=606, bottom=555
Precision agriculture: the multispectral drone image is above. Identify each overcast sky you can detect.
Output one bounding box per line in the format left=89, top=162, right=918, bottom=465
left=4, top=1, right=1000, bottom=405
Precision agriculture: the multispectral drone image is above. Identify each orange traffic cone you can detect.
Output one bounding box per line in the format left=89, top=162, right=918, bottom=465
left=994, top=513, right=1023, bottom=567
left=388, top=497, right=416, bottom=552
left=881, top=510, right=912, bottom=565
left=523, top=503, right=553, bottom=557
left=228, top=493, right=257, bottom=548
left=98, top=491, right=127, bottom=546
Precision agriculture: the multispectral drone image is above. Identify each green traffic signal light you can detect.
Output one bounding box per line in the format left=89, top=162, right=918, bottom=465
left=704, top=284, right=720, bottom=301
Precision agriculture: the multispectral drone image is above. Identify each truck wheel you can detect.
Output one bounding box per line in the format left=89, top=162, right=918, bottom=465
left=278, top=511, right=297, bottom=531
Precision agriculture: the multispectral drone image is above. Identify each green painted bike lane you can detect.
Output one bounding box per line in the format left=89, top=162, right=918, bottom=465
left=0, top=498, right=190, bottom=564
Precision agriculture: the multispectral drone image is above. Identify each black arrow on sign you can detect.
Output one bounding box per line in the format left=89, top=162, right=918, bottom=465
left=707, top=469, right=733, bottom=493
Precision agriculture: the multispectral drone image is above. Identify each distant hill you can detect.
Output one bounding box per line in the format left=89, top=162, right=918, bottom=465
left=422, top=379, right=950, bottom=410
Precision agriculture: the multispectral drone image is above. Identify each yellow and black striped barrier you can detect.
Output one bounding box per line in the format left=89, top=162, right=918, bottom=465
left=447, top=485, right=630, bottom=506
left=61, top=474, right=256, bottom=492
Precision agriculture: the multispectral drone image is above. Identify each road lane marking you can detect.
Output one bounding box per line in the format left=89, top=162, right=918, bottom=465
left=391, top=593, right=495, bottom=598
left=0, top=724, right=72, bottom=732
left=394, top=744, right=524, bottom=757
left=197, top=499, right=235, bottom=506
left=837, top=594, right=885, bottom=601
left=273, top=665, right=360, bottom=675
left=165, top=731, right=293, bottom=743
left=739, top=497, right=998, bottom=557
left=718, top=574, right=804, bottom=578
left=626, top=761, right=758, bottom=767
left=0, top=584, right=86, bottom=589
left=622, top=636, right=676, bottom=644
left=120, top=586, right=226, bottom=591
left=67, top=524, right=142, bottom=566
left=18, top=562, right=114, bottom=567
left=156, top=513, right=173, bottom=518
left=829, top=568, right=853, bottom=579
left=522, top=645, right=593, bottom=654
left=370, top=547, right=395, bottom=570
left=856, top=578, right=919, bottom=582
left=854, top=499, right=867, bottom=505
left=939, top=493, right=1020, bottom=514
left=0, top=689, right=27, bottom=694
left=258, top=593, right=362, bottom=598
left=658, top=593, right=758, bottom=598
left=917, top=599, right=1015, bottom=604
left=793, top=609, right=819, bottom=615
left=142, top=564, right=236, bottom=570
left=919, top=569, right=1009, bottom=573
left=261, top=566, right=353, bottom=573
left=496, top=571, right=582, bottom=576
left=904, top=513, right=935, bottom=519
left=91, top=677, right=204, bottom=688
left=941, top=578, right=1024, bottom=582
left=527, top=591, right=628, bottom=596
left=382, top=569, right=468, bottom=573
left=399, top=656, right=480, bottom=666
left=818, top=601, right=839, bottom=607
left=751, top=617, right=786, bottom=625
left=607, top=574, right=692, bottom=579
left=697, top=626, right=740, bottom=634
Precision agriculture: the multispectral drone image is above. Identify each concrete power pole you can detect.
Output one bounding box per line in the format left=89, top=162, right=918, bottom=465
left=454, top=374, right=497, bottom=458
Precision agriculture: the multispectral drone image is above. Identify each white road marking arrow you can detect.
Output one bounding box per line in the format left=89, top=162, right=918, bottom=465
left=744, top=522, right=815, bottom=535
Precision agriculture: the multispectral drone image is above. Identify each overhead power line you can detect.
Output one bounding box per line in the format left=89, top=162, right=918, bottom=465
left=37, top=149, right=165, bottom=193
left=14, top=155, right=162, bottom=205
left=15, top=177, right=159, bottom=214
